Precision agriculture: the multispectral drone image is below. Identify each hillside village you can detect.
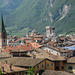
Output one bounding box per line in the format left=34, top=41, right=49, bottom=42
left=0, top=16, right=75, bottom=75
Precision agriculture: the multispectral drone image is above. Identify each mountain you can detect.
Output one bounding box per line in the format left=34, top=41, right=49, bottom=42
left=0, top=0, right=23, bottom=15
left=0, top=0, right=75, bottom=36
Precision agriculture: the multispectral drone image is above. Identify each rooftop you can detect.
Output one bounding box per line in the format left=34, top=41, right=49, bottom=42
left=2, top=43, right=34, bottom=53
left=0, top=62, right=27, bottom=74
left=29, top=42, right=43, bottom=49
left=0, top=57, right=45, bottom=67
left=62, top=46, right=75, bottom=50
left=67, top=57, right=75, bottom=63
left=32, top=29, right=37, bottom=33
left=0, top=51, right=11, bottom=58
left=35, top=48, right=66, bottom=61
left=41, top=70, right=74, bottom=75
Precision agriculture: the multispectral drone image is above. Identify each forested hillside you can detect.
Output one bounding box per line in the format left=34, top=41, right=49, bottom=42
left=0, top=0, right=75, bottom=36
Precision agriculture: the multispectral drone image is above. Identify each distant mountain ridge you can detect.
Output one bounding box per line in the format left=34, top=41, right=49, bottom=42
left=0, top=0, right=75, bottom=36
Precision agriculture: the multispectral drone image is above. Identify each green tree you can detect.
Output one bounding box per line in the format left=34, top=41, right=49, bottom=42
left=0, top=69, right=4, bottom=75
left=28, top=67, right=35, bottom=75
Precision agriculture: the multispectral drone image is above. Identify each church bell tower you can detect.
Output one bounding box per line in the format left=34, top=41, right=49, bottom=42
left=0, top=15, right=7, bottom=48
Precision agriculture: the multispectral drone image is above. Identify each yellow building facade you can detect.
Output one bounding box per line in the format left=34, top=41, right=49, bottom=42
left=34, top=59, right=65, bottom=72
left=34, top=59, right=55, bottom=72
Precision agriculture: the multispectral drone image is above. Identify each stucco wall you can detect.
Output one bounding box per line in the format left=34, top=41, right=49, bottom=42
left=64, top=63, right=75, bottom=74
left=41, top=47, right=60, bottom=56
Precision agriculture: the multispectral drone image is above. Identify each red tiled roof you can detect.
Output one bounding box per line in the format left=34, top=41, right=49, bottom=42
left=34, top=38, right=42, bottom=40
left=20, top=37, right=33, bottom=40
left=3, top=43, right=34, bottom=53
left=48, top=41, right=56, bottom=45
left=29, top=42, right=43, bottom=49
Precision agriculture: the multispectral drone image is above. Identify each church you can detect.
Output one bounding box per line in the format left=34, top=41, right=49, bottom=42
left=0, top=15, right=7, bottom=48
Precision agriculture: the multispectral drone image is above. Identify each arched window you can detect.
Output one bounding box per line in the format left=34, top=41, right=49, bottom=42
left=47, top=63, right=49, bottom=67
left=51, top=63, right=53, bottom=66
left=37, top=65, right=39, bottom=69
left=42, top=64, right=44, bottom=68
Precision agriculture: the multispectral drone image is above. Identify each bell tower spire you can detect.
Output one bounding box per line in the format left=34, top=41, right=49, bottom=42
left=0, top=15, right=7, bottom=48
left=1, top=15, right=5, bottom=32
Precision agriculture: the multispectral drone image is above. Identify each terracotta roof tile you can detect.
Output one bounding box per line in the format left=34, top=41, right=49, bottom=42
left=2, top=43, right=34, bottom=53
left=29, top=42, right=43, bottom=49
left=48, top=41, right=56, bottom=45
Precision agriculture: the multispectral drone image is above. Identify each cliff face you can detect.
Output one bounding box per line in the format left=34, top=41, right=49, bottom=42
left=0, top=0, right=75, bottom=36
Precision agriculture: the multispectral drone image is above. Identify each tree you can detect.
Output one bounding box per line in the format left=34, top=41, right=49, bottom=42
left=28, top=67, right=35, bottom=75
left=0, top=69, right=4, bottom=75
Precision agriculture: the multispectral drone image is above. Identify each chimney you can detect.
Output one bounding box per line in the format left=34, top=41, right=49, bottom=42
left=2, top=67, right=4, bottom=72
left=10, top=64, right=12, bottom=71
left=32, top=55, right=36, bottom=59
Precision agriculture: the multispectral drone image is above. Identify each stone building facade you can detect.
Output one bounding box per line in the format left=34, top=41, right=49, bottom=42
left=46, top=26, right=55, bottom=37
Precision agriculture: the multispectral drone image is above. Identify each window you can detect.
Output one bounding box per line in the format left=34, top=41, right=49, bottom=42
left=47, top=63, right=49, bottom=67
left=51, top=63, right=53, bottom=66
left=68, top=66, right=73, bottom=70
left=55, top=66, right=59, bottom=70
left=42, top=64, right=44, bottom=68
left=4, top=39, right=5, bottom=42
left=62, top=66, right=64, bottom=69
left=37, top=65, right=39, bottom=69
